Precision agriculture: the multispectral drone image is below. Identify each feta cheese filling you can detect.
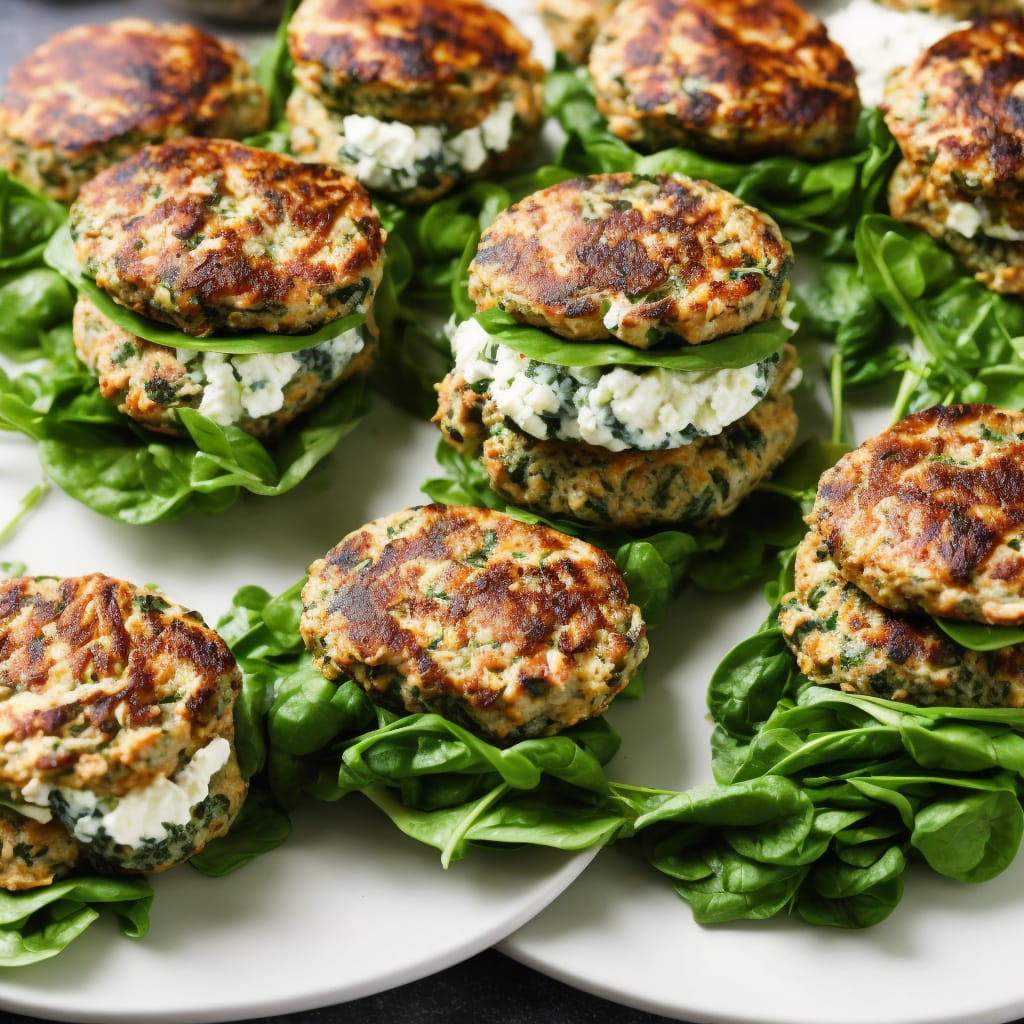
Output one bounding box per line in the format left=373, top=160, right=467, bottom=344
left=824, top=0, right=958, bottom=109
left=176, top=326, right=365, bottom=427
left=338, top=99, right=517, bottom=193
left=944, top=200, right=1024, bottom=242
left=47, top=737, right=231, bottom=848
left=451, top=317, right=781, bottom=453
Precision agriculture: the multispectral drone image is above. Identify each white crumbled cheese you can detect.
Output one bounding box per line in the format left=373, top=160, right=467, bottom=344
left=341, top=100, right=519, bottom=188
left=176, top=328, right=364, bottom=427
left=824, top=0, right=959, bottom=108
left=450, top=317, right=779, bottom=453
left=64, top=737, right=230, bottom=848
left=341, top=115, right=446, bottom=192
left=946, top=201, right=983, bottom=238
left=7, top=779, right=53, bottom=822
left=602, top=297, right=634, bottom=332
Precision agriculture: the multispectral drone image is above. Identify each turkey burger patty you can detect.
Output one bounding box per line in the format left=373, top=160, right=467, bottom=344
left=0, top=574, right=246, bottom=883
left=435, top=172, right=799, bottom=528
left=301, top=503, right=648, bottom=743
left=881, top=17, right=1024, bottom=293
left=286, top=0, right=544, bottom=204
left=779, top=528, right=1024, bottom=708
left=0, top=18, right=268, bottom=203
left=808, top=404, right=1024, bottom=626
left=69, top=137, right=385, bottom=339
left=588, top=0, right=860, bottom=160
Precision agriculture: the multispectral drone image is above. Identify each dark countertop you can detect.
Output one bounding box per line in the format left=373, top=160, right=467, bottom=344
left=3, top=950, right=680, bottom=1024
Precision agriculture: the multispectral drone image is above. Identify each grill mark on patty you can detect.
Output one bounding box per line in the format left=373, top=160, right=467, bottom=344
left=1, top=20, right=236, bottom=150
left=0, top=575, right=239, bottom=774
left=313, top=504, right=632, bottom=684
left=292, top=0, right=528, bottom=85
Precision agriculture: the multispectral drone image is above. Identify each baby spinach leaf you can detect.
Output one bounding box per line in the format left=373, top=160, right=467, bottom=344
left=931, top=616, right=1024, bottom=652
left=0, top=877, right=152, bottom=967
left=476, top=307, right=790, bottom=369
left=911, top=787, right=1024, bottom=883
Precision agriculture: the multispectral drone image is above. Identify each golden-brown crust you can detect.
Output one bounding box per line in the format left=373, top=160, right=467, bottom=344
left=809, top=404, right=1024, bottom=625
left=288, top=0, right=544, bottom=132
left=0, top=810, right=79, bottom=891
left=301, top=504, right=648, bottom=740
left=588, top=0, right=860, bottom=159
left=70, top=139, right=385, bottom=337
left=475, top=367, right=797, bottom=528
left=1, top=19, right=260, bottom=151
left=469, top=172, right=792, bottom=348
left=882, top=17, right=1024, bottom=194
left=0, top=574, right=241, bottom=797
left=778, top=528, right=1024, bottom=707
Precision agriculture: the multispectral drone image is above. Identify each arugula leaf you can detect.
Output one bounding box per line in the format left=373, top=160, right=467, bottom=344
left=476, top=307, right=790, bottom=369
left=44, top=223, right=366, bottom=355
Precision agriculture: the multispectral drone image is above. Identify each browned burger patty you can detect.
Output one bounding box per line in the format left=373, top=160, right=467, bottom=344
left=588, top=0, right=861, bottom=159
left=288, top=0, right=542, bottom=132
left=881, top=18, right=1024, bottom=293
left=0, top=18, right=268, bottom=203
left=434, top=346, right=799, bottom=528
left=468, top=172, right=793, bottom=348
left=0, top=809, right=79, bottom=891
left=807, top=404, right=1024, bottom=626
left=778, top=528, right=1024, bottom=708
left=0, top=574, right=246, bottom=880
left=69, top=138, right=385, bottom=338
left=300, top=503, right=649, bottom=742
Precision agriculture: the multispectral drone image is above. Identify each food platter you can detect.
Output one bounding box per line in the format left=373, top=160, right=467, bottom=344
left=3, top=0, right=1024, bottom=1022
left=502, top=557, right=1024, bottom=1024
left=0, top=405, right=602, bottom=1023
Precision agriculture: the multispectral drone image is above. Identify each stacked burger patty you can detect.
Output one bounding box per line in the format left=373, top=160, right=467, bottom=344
left=882, top=17, right=1024, bottom=294
left=0, top=18, right=269, bottom=203
left=435, top=171, right=799, bottom=529
left=67, top=137, right=385, bottom=440
left=285, top=0, right=545, bottom=205
left=0, top=575, right=247, bottom=890
left=780, top=404, right=1024, bottom=708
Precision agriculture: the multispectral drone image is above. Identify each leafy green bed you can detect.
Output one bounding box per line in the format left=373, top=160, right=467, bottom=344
left=4, top=6, right=1024, bottom=966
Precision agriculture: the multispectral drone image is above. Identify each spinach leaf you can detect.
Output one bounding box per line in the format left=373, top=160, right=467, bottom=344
left=476, top=307, right=790, bottom=369
left=0, top=877, right=152, bottom=967
left=649, top=586, right=1024, bottom=927
left=852, top=215, right=1024, bottom=418
left=930, top=616, right=1024, bottom=652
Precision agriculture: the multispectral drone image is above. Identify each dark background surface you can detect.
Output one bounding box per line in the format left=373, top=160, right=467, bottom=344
left=2, top=949, right=681, bottom=1024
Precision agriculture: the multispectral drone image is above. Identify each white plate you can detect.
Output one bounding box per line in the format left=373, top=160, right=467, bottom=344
left=0, top=408, right=598, bottom=1023
left=501, top=571, right=1024, bottom=1024
left=503, top=10, right=1024, bottom=1023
